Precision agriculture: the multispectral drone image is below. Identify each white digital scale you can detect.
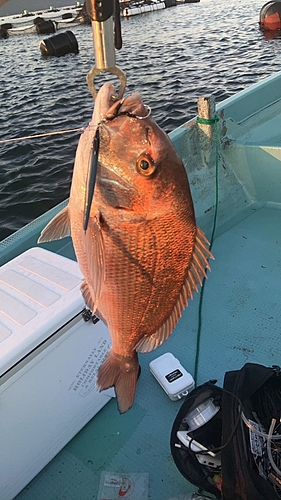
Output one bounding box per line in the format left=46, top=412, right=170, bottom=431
left=149, top=352, right=195, bottom=401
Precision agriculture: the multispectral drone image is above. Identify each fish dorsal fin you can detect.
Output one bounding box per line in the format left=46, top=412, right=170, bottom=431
left=38, top=206, right=71, bottom=243
left=136, top=226, right=214, bottom=354
left=80, top=217, right=105, bottom=314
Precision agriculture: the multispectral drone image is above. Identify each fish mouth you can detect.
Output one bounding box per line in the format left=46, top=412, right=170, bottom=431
left=92, top=83, right=119, bottom=125
left=102, top=92, right=150, bottom=124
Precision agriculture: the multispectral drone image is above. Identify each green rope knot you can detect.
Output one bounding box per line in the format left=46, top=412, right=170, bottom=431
left=196, top=116, right=219, bottom=125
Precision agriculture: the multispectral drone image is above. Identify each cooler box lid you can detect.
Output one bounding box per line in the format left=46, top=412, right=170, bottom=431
left=0, top=247, right=84, bottom=376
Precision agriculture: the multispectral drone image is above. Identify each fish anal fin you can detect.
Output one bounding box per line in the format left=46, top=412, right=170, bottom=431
left=136, top=303, right=180, bottom=353
left=136, top=226, right=214, bottom=354
left=38, top=206, right=71, bottom=243
left=97, top=350, right=139, bottom=414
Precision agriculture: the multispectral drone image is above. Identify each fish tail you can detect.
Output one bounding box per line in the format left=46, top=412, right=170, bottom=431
left=97, top=350, right=139, bottom=414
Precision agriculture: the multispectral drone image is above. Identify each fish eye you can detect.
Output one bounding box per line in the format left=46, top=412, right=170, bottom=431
left=136, top=154, right=156, bottom=177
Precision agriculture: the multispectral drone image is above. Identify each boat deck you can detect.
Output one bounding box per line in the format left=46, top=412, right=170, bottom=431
left=14, top=202, right=281, bottom=500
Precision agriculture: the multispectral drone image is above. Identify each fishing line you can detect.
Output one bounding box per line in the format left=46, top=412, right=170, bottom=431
left=0, top=127, right=85, bottom=144
left=0, top=101, right=151, bottom=145
left=194, top=115, right=220, bottom=387
left=183, top=387, right=243, bottom=455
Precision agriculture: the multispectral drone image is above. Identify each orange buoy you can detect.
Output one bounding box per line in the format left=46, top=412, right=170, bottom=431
left=260, top=1, right=281, bottom=30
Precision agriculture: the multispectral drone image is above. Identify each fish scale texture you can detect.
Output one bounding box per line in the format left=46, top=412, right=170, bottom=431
left=15, top=205, right=281, bottom=500
left=98, top=214, right=195, bottom=353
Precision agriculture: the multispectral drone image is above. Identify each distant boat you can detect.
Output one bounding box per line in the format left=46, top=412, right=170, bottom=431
left=0, top=4, right=83, bottom=34
left=122, top=0, right=166, bottom=17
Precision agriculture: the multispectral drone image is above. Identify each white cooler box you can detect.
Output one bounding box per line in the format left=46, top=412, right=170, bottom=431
left=0, top=247, right=114, bottom=500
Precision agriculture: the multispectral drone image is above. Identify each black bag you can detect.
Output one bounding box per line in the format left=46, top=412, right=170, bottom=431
left=170, top=363, right=281, bottom=500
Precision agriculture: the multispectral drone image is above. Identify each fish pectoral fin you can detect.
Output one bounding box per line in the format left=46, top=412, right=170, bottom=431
left=97, top=350, right=139, bottom=414
left=136, top=226, right=214, bottom=354
left=37, top=206, right=71, bottom=243
left=83, top=216, right=105, bottom=311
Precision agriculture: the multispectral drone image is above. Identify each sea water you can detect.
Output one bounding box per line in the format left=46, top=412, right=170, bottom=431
left=0, top=0, right=280, bottom=241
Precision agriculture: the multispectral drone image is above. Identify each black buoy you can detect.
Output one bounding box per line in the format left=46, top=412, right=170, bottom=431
left=36, top=20, right=56, bottom=35
left=33, top=17, right=45, bottom=25
left=164, top=0, right=177, bottom=7
left=39, top=31, right=79, bottom=57
left=260, top=1, right=281, bottom=30
left=0, top=27, right=8, bottom=39
left=62, top=12, right=73, bottom=19
left=1, top=23, right=12, bottom=30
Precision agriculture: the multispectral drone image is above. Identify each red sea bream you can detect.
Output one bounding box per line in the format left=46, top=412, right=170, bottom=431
left=39, top=83, right=213, bottom=413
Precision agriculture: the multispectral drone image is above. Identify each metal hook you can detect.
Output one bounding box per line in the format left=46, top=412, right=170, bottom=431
left=86, top=0, right=126, bottom=101
left=86, top=65, right=127, bottom=101
left=133, top=105, right=152, bottom=120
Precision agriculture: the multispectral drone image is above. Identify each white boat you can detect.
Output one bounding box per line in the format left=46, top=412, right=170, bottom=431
left=6, top=17, right=81, bottom=36
left=0, top=5, right=82, bottom=28
left=122, top=1, right=166, bottom=17
left=6, top=24, right=37, bottom=35
left=1, top=69, right=281, bottom=499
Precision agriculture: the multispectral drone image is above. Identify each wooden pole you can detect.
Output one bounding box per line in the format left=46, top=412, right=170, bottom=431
left=197, top=96, right=216, bottom=166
